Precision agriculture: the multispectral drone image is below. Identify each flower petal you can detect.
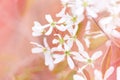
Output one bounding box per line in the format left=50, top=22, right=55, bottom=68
left=117, top=67, right=120, bottom=80
left=52, top=39, right=59, bottom=44
left=45, top=14, right=53, bottom=23
left=73, top=74, right=85, bottom=80
left=53, top=54, right=65, bottom=64
left=104, top=66, right=114, bottom=80
left=67, top=56, right=74, bottom=69
left=45, top=27, right=53, bottom=35
left=76, top=39, right=84, bottom=51
left=91, top=51, right=102, bottom=60
left=56, top=7, right=66, bottom=17
left=45, top=53, right=54, bottom=70
left=94, top=69, right=102, bottom=80
left=31, top=47, right=43, bottom=53
left=111, top=30, right=120, bottom=38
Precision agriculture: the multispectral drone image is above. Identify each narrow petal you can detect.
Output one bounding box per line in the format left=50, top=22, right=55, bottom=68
left=111, top=30, right=120, bottom=38
left=76, top=39, right=84, bottom=51
left=32, top=32, right=42, bottom=37
left=53, top=54, right=65, bottom=64
left=56, top=25, right=67, bottom=31
left=91, top=51, right=102, bottom=60
left=104, top=66, right=114, bottom=80
left=73, top=74, right=85, bottom=80
left=33, top=21, right=41, bottom=27
left=73, top=54, right=86, bottom=62
left=99, top=17, right=112, bottom=26
left=43, top=38, right=49, bottom=49
left=30, top=42, right=43, bottom=47
left=94, top=69, right=102, bottom=80
left=45, top=27, right=53, bottom=35
left=66, top=39, right=73, bottom=49
left=64, top=43, right=70, bottom=51
left=32, top=47, right=43, bottom=53
left=80, top=51, right=90, bottom=59
left=117, top=67, right=120, bottom=80
left=67, top=56, right=74, bottom=69
left=52, top=39, right=59, bottom=44
left=45, top=14, right=53, bottom=23
left=56, top=7, right=66, bottom=17
left=45, top=53, right=54, bottom=71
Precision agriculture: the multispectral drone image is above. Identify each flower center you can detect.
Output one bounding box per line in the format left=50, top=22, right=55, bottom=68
left=59, top=38, right=64, bottom=44
left=43, top=48, right=47, bottom=53
left=83, top=1, right=88, bottom=7
left=71, top=16, right=77, bottom=23
left=65, top=51, right=70, bottom=55
left=51, top=22, right=56, bottom=27
left=87, top=58, right=92, bottom=63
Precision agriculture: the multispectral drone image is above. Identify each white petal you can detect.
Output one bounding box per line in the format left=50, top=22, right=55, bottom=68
left=45, top=53, right=54, bottom=71
left=66, top=39, right=73, bottom=49
left=57, top=17, right=66, bottom=23
left=117, top=66, right=120, bottom=80
left=67, top=56, right=74, bottom=69
left=56, top=25, right=67, bottom=31
left=51, top=45, right=63, bottom=52
left=64, top=43, right=70, bottom=51
left=32, top=32, right=42, bottom=37
left=33, top=21, right=41, bottom=27
left=99, top=17, right=112, bottom=26
left=85, top=21, right=91, bottom=31
left=104, top=66, right=114, bottom=80
left=45, top=27, right=53, bottom=35
left=94, top=69, right=102, bottom=80
left=56, top=7, right=66, bottom=17
left=30, top=42, right=43, bottom=47
left=45, top=14, right=53, bottom=23
left=53, top=54, right=65, bottom=64
left=32, top=47, right=43, bottom=53
left=73, top=53, right=86, bottom=62
left=91, top=51, right=102, bottom=60
left=111, top=30, right=120, bottom=38
left=87, top=7, right=98, bottom=18
left=84, top=37, right=90, bottom=48
left=43, top=38, right=49, bottom=49
left=73, top=74, right=85, bottom=80
left=52, top=39, right=59, bottom=44
left=76, top=39, right=84, bottom=51
left=80, top=51, right=90, bottom=59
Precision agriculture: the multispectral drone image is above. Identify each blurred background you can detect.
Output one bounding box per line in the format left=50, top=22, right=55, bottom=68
left=0, top=0, right=62, bottom=80
left=1, top=0, right=120, bottom=80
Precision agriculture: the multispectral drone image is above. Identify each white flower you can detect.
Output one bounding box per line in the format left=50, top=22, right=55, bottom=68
left=52, top=34, right=69, bottom=48
left=53, top=44, right=78, bottom=69
left=73, top=74, right=85, bottom=80
left=94, top=66, right=114, bottom=80
left=117, top=66, right=120, bottom=80
left=32, top=21, right=48, bottom=36
left=71, top=0, right=99, bottom=18
left=45, top=14, right=67, bottom=35
left=74, top=51, right=102, bottom=71
left=31, top=38, right=54, bottom=71
left=67, top=23, right=84, bottom=50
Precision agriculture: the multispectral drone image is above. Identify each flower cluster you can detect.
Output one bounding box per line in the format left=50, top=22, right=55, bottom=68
left=31, top=0, right=120, bottom=80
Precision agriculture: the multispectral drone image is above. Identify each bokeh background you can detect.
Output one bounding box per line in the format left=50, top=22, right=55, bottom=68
left=0, top=0, right=61, bottom=80
left=0, top=0, right=120, bottom=80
